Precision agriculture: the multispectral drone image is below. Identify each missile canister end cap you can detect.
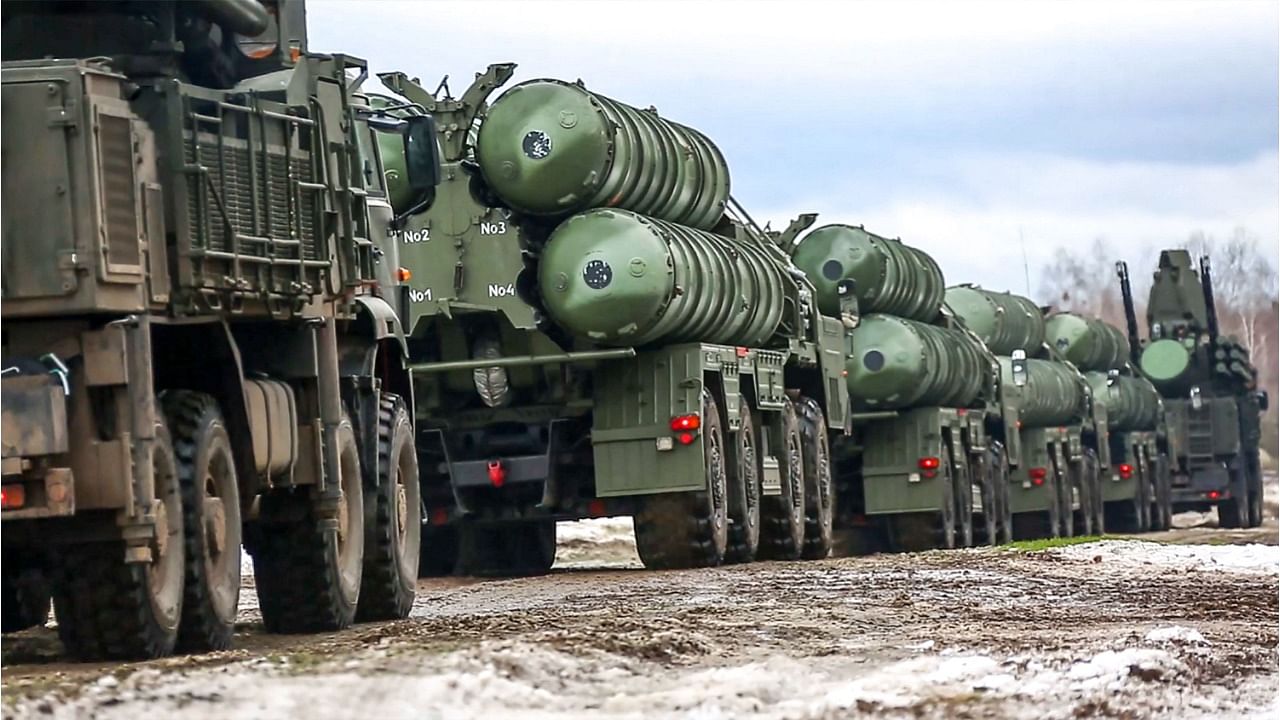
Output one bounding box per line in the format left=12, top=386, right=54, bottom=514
left=538, top=210, right=670, bottom=345
left=477, top=80, right=610, bottom=217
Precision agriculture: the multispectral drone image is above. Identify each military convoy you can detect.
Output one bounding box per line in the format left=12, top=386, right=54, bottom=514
left=1, top=0, right=1268, bottom=663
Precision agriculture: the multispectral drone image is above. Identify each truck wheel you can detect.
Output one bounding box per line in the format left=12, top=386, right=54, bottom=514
left=253, top=417, right=364, bottom=633
left=2, top=560, right=49, bottom=633
left=419, top=525, right=460, bottom=577
left=1218, top=463, right=1249, bottom=529
left=952, top=444, right=974, bottom=548
left=975, top=452, right=999, bottom=546
left=992, top=445, right=1014, bottom=544
left=1137, top=458, right=1153, bottom=532
left=357, top=395, right=421, bottom=620
left=161, top=391, right=242, bottom=652
left=51, top=418, right=185, bottom=660
left=635, top=390, right=729, bottom=569
left=456, top=520, right=556, bottom=576
left=725, top=397, right=762, bottom=564
left=1054, top=458, right=1075, bottom=539
left=758, top=400, right=806, bottom=560
left=1084, top=448, right=1104, bottom=534
left=1045, top=466, right=1063, bottom=539
left=1244, top=451, right=1263, bottom=528
left=1073, top=455, right=1095, bottom=536
left=797, top=398, right=834, bottom=560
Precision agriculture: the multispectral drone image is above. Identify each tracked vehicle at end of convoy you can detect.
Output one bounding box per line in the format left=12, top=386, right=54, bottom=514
left=1, top=0, right=440, bottom=658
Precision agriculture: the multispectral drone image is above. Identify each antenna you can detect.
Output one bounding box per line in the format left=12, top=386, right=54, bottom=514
left=1019, top=227, right=1031, bottom=297
left=1116, top=261, right=1141, bottom=362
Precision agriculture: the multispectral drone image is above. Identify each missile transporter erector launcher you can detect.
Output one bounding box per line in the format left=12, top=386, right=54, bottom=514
left=1118, top=251, right=1265, bottom=528
left=380, top=66, right=848, bottom=574
left=1046, top=308, right=1173, bottom=533
left=1, top=0, right=442, bottom=657
left=790, top=228, right=1013, bottom=552
left=946, top=286, right=1109, bottom=541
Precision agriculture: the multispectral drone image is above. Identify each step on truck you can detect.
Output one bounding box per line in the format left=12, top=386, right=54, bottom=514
left=789, top=226, right=1014, bottom=551
left=1121, top=251, right=1266, bottom=528
left=0, top=0, right=439, bottom=656
left=374, top=65, right=849, bottom=574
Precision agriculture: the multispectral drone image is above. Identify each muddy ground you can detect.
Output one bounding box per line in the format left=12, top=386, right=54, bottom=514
left=2, top=483, right=1277, bottom=719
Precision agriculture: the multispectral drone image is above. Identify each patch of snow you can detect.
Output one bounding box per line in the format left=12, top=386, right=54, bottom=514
left=1053, top=540, right=1279, bottom=575
left=1145, top=625, right=1208, bottom=645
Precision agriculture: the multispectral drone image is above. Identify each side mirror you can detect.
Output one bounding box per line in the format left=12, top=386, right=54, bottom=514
left=404, top=115, right=442, bottom=192
left=1011, top=349, right=1028, bottom=388
left=1258, top=390, right=1269, bottom=412
left=1190, top=385, right=1203, bottom=410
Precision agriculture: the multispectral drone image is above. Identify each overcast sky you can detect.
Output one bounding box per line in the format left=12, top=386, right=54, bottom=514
left=309, top=0, right=1279, bottom=298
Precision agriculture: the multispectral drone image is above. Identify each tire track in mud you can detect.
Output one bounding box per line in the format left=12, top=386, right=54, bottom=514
left=3, top=535, right=1276, bottom=719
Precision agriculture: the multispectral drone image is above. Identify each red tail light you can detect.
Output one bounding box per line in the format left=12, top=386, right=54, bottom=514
left=919, top=456, right=940, bottom=479
left=1118, top=463, right=1134, bottom=479
left=1, top=484, right=25, bottom=510
left=487, top=460, right=506, bottom=488
left=1207, top=490, right=1221, bottom=500
left=1028, top=467, right=1047, bottom=486
left=677, top=432, right=697, bottom=446
left=670, top=414, right=701, bottom=432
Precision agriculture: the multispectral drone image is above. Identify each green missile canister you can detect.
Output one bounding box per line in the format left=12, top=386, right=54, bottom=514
left=791, top=224, right=944, bottom=321
left=1044, top=312, right=1130, bottom=371
left=1010, top=358, right=1088, bottom=428
left=476, top=79, right=729, bottom=229
left=538, top=209, right=786, bottom=347
left=845, top=314, right=992, bottom=409
left=945, top=285, right=1045, bottom=355
left=1086, top=371, right=1161, bottom=432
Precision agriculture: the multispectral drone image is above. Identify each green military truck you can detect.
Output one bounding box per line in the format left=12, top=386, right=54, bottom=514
left=375, top=66, right=847, bottom=574
left=947, top=287, right=1108, bottom=540
left=1119, top=251, right=1266, bottom=528
left=1046, top=310, right=1173, bottom=532
left=789, top=227, right=1011, bottom=551
left=1, top=0, right=438, bottom=658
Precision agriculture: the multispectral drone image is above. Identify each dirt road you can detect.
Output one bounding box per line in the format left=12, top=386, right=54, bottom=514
left=3, top=483, right=1277, bottom=719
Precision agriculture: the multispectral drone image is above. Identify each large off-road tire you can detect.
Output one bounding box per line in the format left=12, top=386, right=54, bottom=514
left=161, top=391, right=242, bottom=652
left=725, top=397, right=762, bottom=564
left=418, top=525, right=460, bottom=577
left=252, top=417, right=364, bottom=634
left=456, top=520, right=556, bottom=576
left=51, top=418, right=185, bottom=660
left=991, top=445, right=1014, bottom=544
left=2, top=561, right=50, bottom=634
left=1072, top=454, right=1096, bottom=537
left=1246, top=453, right=1263, bottom=529
left=1218, top=462, right=1249, bottom=529
left=952, top=444, right=974, bottom=548
left=975, top=451, right=999, bottom=546
left=1054, top=456, right=1074, bottom=539
left=357, top=394, right=421, bottom=620
left=797, top=397, right=834, bottom=560
left=635, top=391, right=729, bottom=569
left=758, top=400, right=806, bottom=560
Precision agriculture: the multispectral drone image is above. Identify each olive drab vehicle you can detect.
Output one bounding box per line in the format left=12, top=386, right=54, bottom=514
left=945, top=286, right=1109, bottom=542
left=1119, top=251, right=1266, bottom=528
left=1, top=0, right=440, bottom=659
left=789, top=227, right=1014, bottom=552
left=376, top=65, right=848, bottom=575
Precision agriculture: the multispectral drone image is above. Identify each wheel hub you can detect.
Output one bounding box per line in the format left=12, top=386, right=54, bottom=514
left=152, top=498, right=169, bottom=559
left=204, top=496, right=227, bottom=556
left=336, top=488, right=348, bottom=546
left=395, top=481, right=409, bottom=541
